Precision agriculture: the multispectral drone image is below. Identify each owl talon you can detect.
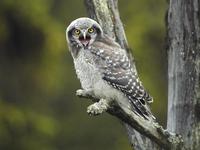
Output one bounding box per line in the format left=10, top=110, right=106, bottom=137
left=76, top=89, right=85, bottom=97
left=87, top=98, right=109, bottom=116
left=76, top=89, right=93, bottom=97
left=87, top=103, right=102, bottom=115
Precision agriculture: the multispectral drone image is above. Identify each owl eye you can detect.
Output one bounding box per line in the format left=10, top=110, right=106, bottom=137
left=74, top=29, right=81, bottom=35
left=88, top=27, right=94, bottom=33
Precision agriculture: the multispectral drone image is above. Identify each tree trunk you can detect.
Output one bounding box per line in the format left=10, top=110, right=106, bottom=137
left=167, top=0, right=200, bottom=149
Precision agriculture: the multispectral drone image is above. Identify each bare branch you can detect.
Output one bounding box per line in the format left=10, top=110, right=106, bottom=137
left=76, top=89, right=183, bottom=150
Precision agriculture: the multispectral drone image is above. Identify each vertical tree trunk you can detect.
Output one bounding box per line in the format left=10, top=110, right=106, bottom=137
left=167, top=0, right=200, bottom=149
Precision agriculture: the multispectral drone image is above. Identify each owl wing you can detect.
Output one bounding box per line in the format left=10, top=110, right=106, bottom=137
left=90, top=41, right=154, bottom=120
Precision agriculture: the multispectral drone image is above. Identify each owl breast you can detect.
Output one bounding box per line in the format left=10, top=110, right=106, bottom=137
left=73, top=49, right=131, bottom=108
left=73, top=49, right=101, bottom=90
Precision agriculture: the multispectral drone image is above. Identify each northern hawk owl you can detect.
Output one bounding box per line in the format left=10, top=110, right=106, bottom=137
left=66, top=17, right=154, bottom=120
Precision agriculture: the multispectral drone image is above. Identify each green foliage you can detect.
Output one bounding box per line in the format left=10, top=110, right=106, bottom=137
left=0, top=0, right=167, bottom=149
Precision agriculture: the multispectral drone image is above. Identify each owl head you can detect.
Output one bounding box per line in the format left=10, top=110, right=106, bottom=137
left=66, top=17, right=103, bottom=49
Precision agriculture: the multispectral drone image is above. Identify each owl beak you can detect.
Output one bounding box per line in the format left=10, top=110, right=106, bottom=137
left=79, top=32, right=91, bottom=47
left=83, top=32, right=87, bottom=39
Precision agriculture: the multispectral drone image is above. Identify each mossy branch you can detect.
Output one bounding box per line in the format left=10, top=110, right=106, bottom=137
left=76, top=89, right=184, bottom=150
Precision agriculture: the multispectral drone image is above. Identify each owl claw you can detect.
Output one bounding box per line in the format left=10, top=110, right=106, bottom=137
left=87, top=107, right=102, bottom=115
left=76, top=89, right=85, bottom=97
left=87, top=103, right=103, bottom=115
left=87, top=99, right=109, bottom=116
left=76, top=89, right=93, bottom=98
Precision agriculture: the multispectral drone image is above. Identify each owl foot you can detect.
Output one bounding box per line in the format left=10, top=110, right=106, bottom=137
left=87, top=99, right=109, bottom=115
left=76, top=89, right=93, bottom=98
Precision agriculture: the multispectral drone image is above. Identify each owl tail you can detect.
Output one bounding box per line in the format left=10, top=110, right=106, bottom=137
left=130, top=98, right=156, bottom=121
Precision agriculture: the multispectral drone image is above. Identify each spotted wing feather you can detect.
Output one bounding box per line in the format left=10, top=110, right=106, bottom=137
left=90, top=41, right=154, bottom=120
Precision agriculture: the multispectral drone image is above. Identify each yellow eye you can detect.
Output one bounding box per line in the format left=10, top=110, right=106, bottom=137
left=74, top=29, right=80, bottom=35
left=88, top=28, right=94, bottom=33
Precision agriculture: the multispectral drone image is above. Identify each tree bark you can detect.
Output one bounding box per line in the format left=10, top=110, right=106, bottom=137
left=167, top=0, right=200, bottom=149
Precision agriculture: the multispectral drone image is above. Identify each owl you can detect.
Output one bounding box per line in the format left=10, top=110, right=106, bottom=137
left=66, top=17, right=154, bottom=120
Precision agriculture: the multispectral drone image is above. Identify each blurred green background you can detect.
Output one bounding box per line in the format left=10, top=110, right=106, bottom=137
left=0, top=0, right=167, bottom=150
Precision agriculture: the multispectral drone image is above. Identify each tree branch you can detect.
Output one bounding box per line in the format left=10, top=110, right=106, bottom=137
left=76, top=90, right=183, bottom=150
